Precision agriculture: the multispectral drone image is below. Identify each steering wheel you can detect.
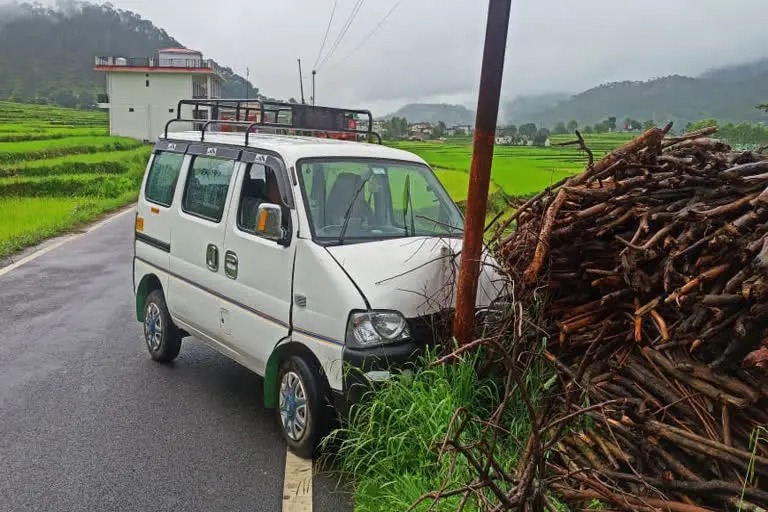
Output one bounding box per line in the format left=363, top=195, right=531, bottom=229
left=317, top=224, right=343, bottom=236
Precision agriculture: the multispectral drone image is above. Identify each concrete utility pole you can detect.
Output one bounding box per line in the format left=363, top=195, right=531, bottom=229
left=453, top=0, right=512, bottom=346
left=297, top=59, right=306, bottom=104
left=312, top=69, right=317, bottom=106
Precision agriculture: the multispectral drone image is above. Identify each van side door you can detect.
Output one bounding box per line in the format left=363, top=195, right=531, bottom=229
left=220, top=151, right=295, bottom=374
left=167, top=144, right=240, bottom=340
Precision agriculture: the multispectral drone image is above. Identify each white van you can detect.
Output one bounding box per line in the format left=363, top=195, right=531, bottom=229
left=132, top=100, right=501, bottom=457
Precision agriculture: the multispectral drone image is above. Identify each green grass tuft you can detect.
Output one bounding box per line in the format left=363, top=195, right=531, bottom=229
left=0, top=194, right=136, bottom=259
left=328, top=350, right=511, bottom=511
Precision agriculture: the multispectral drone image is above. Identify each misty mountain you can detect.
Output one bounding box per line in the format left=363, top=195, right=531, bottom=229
left=382, top=103, right=475, bottom=126
left=502, top=93, right=569, bottom=125
left=503, top=60, right=768, bottom=128
left=0, top=1, right=260, bottom=108
left=699, top=58, right=768, bottom=83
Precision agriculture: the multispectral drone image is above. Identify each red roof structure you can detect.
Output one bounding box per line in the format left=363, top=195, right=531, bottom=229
left=158, top=48, right=201, bottom=54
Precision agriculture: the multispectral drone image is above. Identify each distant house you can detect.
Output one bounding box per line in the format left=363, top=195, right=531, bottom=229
left=407, top=131, right=429, bottom=141
left=409, top=122, right=433, bottom=134
left=495, top=135, right=514, bottom=145
left=406, top=122, right=433, bottom=140
left=94, top=47, right=224, bottom=141
left=372, top=120, right=387, bottom=135
left=449, top=124, right=472, bottom=136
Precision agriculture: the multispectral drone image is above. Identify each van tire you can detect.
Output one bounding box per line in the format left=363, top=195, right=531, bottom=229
left=276, top=356, right=328, bottom=459
left=143, top=289, right=182, bottom=363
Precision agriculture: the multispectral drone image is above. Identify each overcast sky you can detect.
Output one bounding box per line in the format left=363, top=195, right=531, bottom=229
left=45, top=0, right=768, bottom=115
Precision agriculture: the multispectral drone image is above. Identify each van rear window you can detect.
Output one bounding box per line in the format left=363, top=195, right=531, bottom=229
left=145, top=151, right=184, bottom=207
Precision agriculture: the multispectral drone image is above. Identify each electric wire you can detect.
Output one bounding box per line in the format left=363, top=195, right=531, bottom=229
left=333, top=0, right=401, bottom=67
left=317, top=0, right=366, bottom=71
left=312, top=0, right=338, bottom=71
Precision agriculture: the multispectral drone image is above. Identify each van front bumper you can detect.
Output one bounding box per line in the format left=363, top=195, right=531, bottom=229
left=332, top=311, right=452, bottom=417
left=332, top=340, right=423, bottom=417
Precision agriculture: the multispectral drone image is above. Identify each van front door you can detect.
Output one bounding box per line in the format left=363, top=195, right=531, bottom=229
left=220, top=151, right=295, bottom=374
left=168, top=145, right=240, bottom=340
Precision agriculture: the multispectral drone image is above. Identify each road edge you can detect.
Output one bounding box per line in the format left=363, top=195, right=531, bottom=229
left=0, top=205, right=136, bottom=276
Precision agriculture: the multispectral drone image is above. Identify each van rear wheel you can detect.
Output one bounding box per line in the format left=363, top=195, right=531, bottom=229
left=143, top=289, right=182, bottom=363
left=277, top=356, right=328, bottom=458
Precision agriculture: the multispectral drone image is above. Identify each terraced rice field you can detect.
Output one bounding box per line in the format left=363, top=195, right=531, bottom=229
left=0, top=101, right=151, bottom=258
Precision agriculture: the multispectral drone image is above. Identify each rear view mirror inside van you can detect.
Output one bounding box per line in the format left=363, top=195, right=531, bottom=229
left=255, top=203, right=283, bottom=241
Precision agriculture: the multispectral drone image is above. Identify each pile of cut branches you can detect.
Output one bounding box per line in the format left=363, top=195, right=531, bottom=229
left=424, top=126, right=768, bottom=511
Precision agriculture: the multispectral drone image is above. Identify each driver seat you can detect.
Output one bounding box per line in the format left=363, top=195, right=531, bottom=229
left=325, top=173, right=374, bottom=225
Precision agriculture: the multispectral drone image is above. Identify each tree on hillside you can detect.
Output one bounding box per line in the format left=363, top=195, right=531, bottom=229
left=686, top=119, right=718, bottom=132
left=643, top=120, right=655, bottom=130
left=607, top=116, right=617, bottom=132
left=582, top=125, right=594, bottom=134
left=566, top=120, right=578, bottom=132
left=0, top=2, right=261, bottom=108
left=552, top=122, right=567, bottom=135
left=434, top=120, right=447, bottom=137
left=533, top=127, right=550, bottom=146
left=519, top=122, right=537, bottom=140
left=624, top=118, right=642, bottom=131
left=717, top=122, right=768, bottom=145
left=384, top=116, right=409, bottom=138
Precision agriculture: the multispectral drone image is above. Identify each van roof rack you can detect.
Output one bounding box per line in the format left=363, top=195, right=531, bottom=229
left=163, top=99, right=381, bottom=144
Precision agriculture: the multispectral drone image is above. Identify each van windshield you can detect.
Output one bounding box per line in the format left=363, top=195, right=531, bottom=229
left=297, top=159, right=464, bottom=244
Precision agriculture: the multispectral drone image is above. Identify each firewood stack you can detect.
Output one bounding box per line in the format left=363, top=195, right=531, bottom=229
left=483, top=126, right=768, bottom=510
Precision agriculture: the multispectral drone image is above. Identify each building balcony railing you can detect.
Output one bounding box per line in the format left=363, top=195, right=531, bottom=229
left=95, top=56, right=214, bottom=70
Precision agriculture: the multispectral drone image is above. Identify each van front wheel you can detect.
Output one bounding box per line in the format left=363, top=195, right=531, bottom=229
left=143, top=289, right=181, bottom=363
left=277, top=356, right=327, bottom=458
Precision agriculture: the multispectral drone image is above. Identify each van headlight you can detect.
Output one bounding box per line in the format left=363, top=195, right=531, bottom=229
left=346, top=310, right=411, bottom=348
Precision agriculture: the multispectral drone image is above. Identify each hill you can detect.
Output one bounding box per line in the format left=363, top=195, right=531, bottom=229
left=0, top=1, right=260, bottom=108
left=503, top=60, right=768, bottom=128
left=382, top=103, right=475, bottom=125
left=501, top=93, right=569, bottom=125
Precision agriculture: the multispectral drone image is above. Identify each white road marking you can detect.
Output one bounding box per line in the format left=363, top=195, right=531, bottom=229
left=282, top=448, right=313, bottom=512
left=0, top=206, right=136, bottom=278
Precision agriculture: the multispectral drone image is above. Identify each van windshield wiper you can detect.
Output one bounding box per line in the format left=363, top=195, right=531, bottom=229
left=402, top=174, right=416, bottom=237
left=336, top=170, right=373, bottom=245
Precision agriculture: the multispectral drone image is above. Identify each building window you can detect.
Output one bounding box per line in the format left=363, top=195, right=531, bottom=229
left=169, top=108, right=174, bottom=113
left=192, top=75, right=208, bottom=99
left=182, top=155, right=236, bottom=222
left=129, top=107, right=135, bottom=112
left=144, top=151, right=185, bottom=207
left=146, top=80, right=150, bottom=87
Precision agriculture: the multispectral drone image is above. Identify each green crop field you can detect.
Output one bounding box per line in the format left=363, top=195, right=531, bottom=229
left=389, top=132, right=633, bottom=199
left=0, top=101, right=150, bottom=258
left=0, top=100, right=634, bottom=259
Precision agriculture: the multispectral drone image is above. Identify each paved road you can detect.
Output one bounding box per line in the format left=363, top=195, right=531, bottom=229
left=0, top=210, right=352, bottom=512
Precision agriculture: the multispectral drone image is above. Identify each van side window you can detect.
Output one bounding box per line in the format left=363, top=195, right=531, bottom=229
left=181, top=155, right=236, bottom=222
left=237, top=163, right=284, bottom=234
left=144, top=151, right=184, bottom=207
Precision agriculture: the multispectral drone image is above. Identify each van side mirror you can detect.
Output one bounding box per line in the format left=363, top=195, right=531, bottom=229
left=255, top=203, right=283, bottom=241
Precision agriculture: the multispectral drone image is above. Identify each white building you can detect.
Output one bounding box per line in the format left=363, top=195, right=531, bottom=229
left=95, top=48, right=224, bottom=141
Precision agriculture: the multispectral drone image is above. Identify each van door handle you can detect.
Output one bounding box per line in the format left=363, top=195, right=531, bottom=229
left=206, top=244, right=219, bottom=271
left=224, top=250, right=238, bottom=280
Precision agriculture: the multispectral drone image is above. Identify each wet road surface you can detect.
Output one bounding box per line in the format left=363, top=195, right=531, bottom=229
left=0, top=209, right=352, bottom=511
